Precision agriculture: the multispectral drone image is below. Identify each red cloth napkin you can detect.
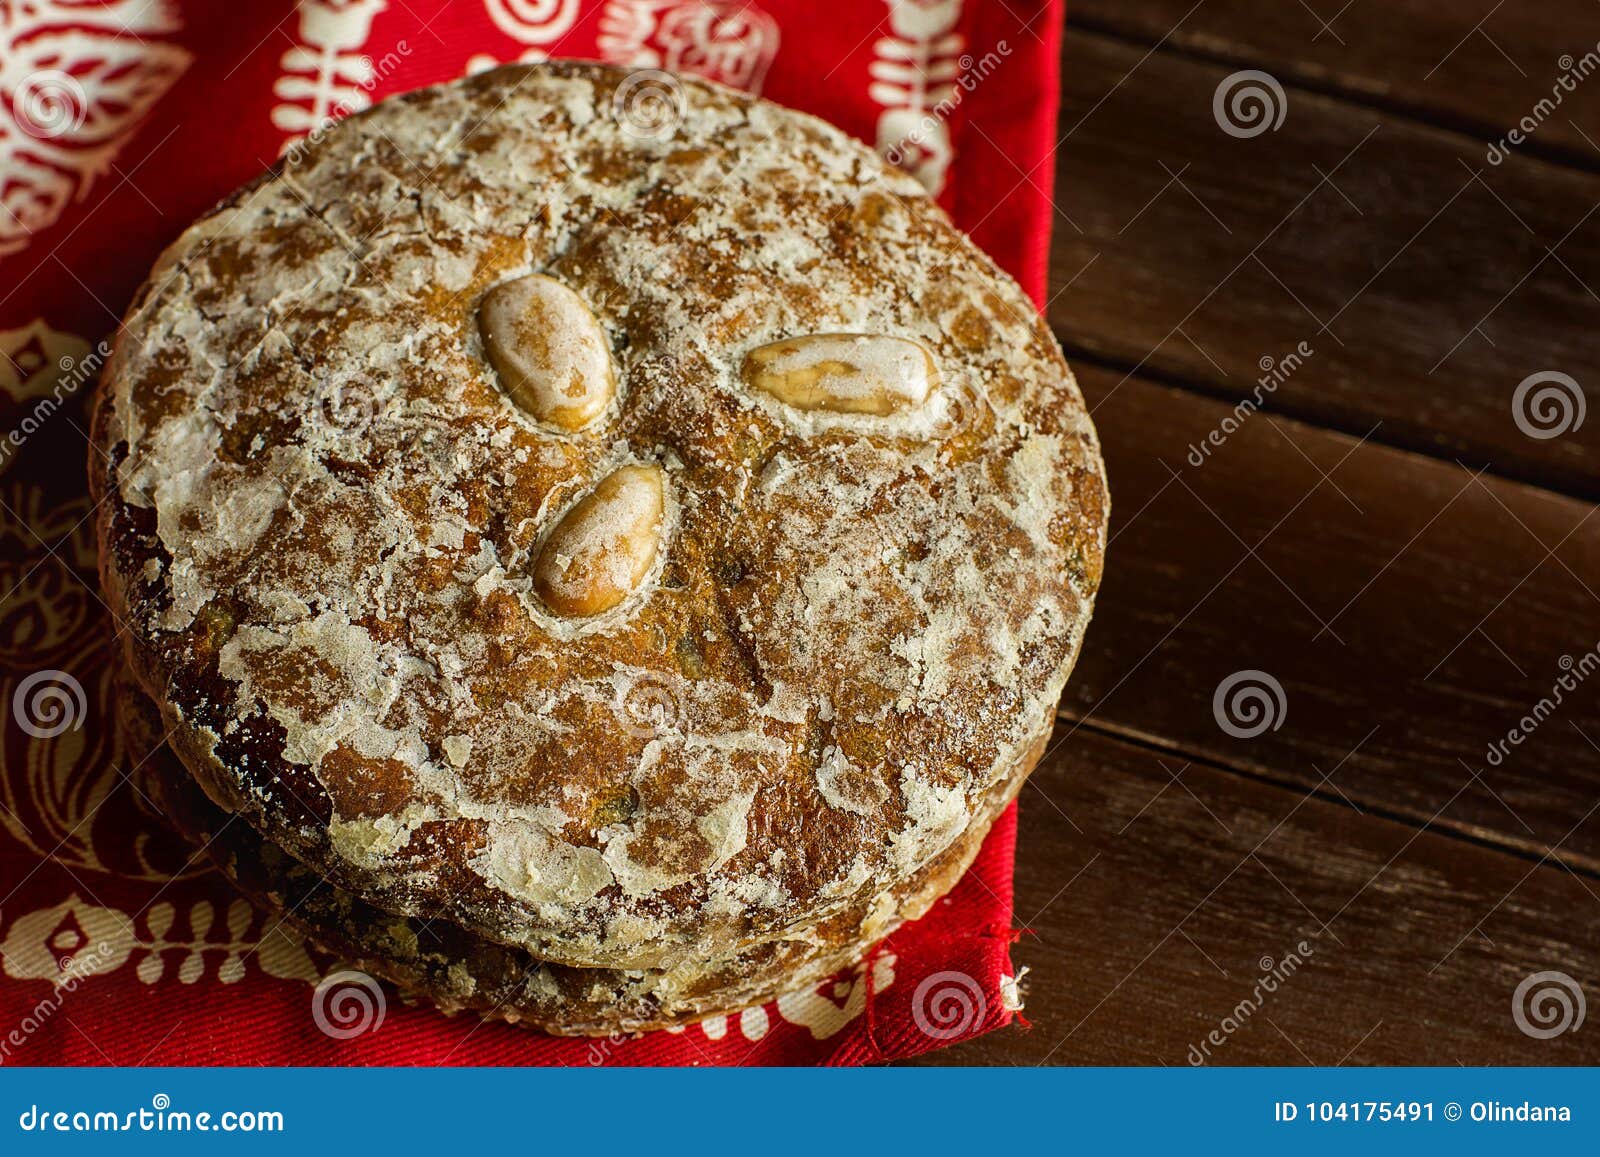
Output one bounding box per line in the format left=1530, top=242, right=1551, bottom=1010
left=0, top=0, right=1064, bottom=1065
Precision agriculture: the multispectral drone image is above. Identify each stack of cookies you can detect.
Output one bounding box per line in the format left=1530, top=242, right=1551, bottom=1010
left=92, top=63, right=1107, bottom=1034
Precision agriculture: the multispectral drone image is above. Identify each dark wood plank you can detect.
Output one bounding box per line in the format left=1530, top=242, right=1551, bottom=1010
left=1050, top=29, right=1600, bottom=498
left=1071, top=0, right=1600, bottom=171
left=915, top=727, right=1600, bottom=1065
left=1059, top=363, right=1600, bottom=872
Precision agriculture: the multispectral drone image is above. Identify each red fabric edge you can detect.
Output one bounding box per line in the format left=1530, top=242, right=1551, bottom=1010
left=957, top=0, right=1067, bottom=308
left=0, top=0, right=1071, bottom=1068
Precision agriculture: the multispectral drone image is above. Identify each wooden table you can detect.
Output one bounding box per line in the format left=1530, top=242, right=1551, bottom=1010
left=918, top=1, right=1600, bottom=1065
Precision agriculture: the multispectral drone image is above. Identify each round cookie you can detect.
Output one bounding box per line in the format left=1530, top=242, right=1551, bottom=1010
left=114, top=659, right=1037, bottom=1035
left=92, top=62, right=1107, bottom=982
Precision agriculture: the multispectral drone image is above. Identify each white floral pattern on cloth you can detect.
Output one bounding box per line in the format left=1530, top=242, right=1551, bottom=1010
left=0, top=318, right=87, bottom=407
left=664, top=952, right=897, bottom=1043
left=0, top=895, right=320, bottom=988
left=597, top=0, right=780, bottom=93
left=487, top=0, right=580, bottom=54
left=0, top=488, right=97, bottom=665
left=0, top=2, right=1024, bottom=1057
left=871, top=0, right=964, bottom=194
left=0, top=321, right=204, bottom=883
left=272, top=0, right=388, bottom=151
left=0, top=0, right=191, bottom=256
left=0, top=317, right=88, bottom=478
left=0, top=652, right=205, bottom=885
left=465, top=0, right=581, bottom=73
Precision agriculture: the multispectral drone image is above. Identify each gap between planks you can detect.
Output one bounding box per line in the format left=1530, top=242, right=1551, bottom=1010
left=1066, top=16, right=1600, bottom=179
left=1048, top=24, right=1600, bottom=505
left=1052, top=704, right=1600, bottom=882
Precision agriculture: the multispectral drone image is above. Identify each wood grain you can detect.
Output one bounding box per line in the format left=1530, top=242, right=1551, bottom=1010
left=1064, top=363, right=1600, bottom=871
left=1049, top=29, right=1600, bottom=497
left=1070, top=0, right=1600, bottom=171
left=915, top=727, right=1600, bottom=1065
left=914, top=2, right=1600, bottom=1068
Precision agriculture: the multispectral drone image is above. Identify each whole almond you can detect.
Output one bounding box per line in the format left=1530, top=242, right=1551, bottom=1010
left=480, top=274, right=615, bottom=431
left=534, top=464, right=665, bottom=617
left=742, top=333, right=937, bottom=415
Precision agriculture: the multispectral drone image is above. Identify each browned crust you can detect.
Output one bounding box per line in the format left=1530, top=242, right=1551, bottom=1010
left=118, top=663, right=1048, bottom=1035
left=91, top=59, right=1107, bottom=976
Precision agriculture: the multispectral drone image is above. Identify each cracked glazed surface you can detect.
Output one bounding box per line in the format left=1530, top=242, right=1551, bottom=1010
left=92, top=61, right=1107, bottom=973
left=116, top=658, right=1025, bottom=1035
